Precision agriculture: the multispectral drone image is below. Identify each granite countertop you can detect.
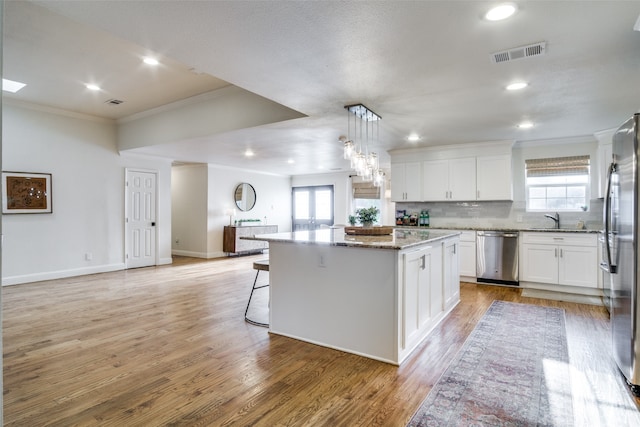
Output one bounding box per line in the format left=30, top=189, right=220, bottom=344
left=245, top=228, right=460, bottom=250
left=396, top=226, right=600, bottom=234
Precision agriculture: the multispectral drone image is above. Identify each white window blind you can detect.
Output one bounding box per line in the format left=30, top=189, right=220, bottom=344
left=525, top=155, right=590, bottom=177
left=352, top=182, right=381, bottom=199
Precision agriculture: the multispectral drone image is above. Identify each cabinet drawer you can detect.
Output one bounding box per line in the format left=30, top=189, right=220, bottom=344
left=520, top=232, right=596, bottom=247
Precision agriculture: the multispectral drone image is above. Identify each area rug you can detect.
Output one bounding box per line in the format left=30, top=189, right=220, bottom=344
left=407, top=300, right=573, bottom=427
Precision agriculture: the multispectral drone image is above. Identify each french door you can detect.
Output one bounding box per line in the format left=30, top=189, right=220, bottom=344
left=292, top=185, right=334, bottom=231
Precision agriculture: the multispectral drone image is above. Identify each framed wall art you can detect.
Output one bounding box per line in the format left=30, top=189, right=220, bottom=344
left=2, top=171, right=53, bottom=214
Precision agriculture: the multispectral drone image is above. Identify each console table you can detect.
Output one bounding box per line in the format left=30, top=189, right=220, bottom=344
left=223, top=225, right=278, bottom=255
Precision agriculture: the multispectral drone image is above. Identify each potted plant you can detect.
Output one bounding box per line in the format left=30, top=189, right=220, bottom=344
left=348, top=215, right=357, bottom=226
left=356, top=206, right=379, bottom=227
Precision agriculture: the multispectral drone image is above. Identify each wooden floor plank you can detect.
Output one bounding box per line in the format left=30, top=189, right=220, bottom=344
left=3, top=255, right=640, bottom=426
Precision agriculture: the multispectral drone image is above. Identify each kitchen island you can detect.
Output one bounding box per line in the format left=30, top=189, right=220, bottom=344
left=248, top=228, right=460, bottom=365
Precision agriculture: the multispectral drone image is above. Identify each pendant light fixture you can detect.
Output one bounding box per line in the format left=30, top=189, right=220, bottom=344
left=341, top=104, right=385, bottom=187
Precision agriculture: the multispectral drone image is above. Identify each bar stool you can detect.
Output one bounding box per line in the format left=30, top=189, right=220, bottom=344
left=245, top=259, right=269, bottom=327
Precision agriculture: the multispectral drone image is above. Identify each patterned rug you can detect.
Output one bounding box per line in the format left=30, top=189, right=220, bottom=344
left=407, top=300, right=573, bottom=426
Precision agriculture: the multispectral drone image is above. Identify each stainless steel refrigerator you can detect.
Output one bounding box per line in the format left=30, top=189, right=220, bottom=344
left=602, top=113, right=640, bottom=396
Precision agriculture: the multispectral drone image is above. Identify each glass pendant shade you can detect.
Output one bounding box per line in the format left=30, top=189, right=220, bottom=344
left=343, top=140, right=354, bottom=159
left=342, top=104, right=384, bottom=186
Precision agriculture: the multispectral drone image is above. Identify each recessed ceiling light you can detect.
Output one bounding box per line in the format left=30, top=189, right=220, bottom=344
left=85, top=84, right=101, bottom=91
left=506, top=82, right=528, bottom=91
left=287, top=159, right=295, bottom=164
left=244, top=149, right=254, bottom=157
left=485, top=4, right=517, bottom=21
left=518, top=121, right=534, bottom=129
left=407, top=134, right=421, bottom=142
left=143, top=57, right=159, bottom=66
left=2, top=78, right=27, bottom=93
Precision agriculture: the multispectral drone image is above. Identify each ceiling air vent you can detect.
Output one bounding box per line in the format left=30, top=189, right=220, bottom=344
left=105, top=98, right=124, bottom=105
left=491, top=42, right=546, bottom=64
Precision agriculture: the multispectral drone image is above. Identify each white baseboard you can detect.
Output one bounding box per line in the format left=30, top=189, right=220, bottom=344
left=2, top=263, right=126, bottom=286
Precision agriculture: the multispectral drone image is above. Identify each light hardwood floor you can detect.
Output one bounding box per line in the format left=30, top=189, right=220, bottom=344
left=3, top=255, right=640, bottom=426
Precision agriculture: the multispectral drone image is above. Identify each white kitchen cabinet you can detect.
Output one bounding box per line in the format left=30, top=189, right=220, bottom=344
left=391, top=162, right=422, bottom=201
left=443, top=238, right=460, bottom=311
left=476, top=154, right=513, bottom=201
left=458, top=231, right=477, bottom=278
left=422, top=157, right=476, bottom=201
left=402, top=246, right=442, bottom=348
left=520, top=232, right=598, bottom=288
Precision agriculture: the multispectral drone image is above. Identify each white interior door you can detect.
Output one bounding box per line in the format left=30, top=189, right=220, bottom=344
left=126, top=169, right=157, bottom=268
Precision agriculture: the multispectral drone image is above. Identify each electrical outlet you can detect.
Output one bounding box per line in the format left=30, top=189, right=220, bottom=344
left=516, top=215, right=523, bottom=223
left=85, top=252, right=93, bottom=261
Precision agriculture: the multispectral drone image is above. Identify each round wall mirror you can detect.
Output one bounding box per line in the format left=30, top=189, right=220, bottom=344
left=234, top=183, right=256, bottom=211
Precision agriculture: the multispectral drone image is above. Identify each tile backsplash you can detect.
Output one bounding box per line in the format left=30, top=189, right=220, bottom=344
left=396, top=199, right=603, bottom=231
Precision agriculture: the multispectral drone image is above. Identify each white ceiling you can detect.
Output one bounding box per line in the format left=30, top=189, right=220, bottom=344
left=4, top=1, right=640, bottom=176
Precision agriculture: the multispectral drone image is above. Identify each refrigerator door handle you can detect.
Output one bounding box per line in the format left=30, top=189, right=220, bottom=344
left=604, top=162, right=617, bottom=274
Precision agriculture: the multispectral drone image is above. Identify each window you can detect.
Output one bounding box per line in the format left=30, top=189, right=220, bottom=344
left=525, top=155, right=590, bottom=212
left=352, top=181, right=382, bottom=225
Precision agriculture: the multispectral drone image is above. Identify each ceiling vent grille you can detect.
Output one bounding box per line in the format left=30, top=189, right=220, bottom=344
left=105, top=98, right=124, bottom=105
left=491, top=42, right=546, bottom=64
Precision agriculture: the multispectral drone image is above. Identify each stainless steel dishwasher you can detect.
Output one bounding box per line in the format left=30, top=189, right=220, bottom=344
left=476, top=231, right=519, bottom=286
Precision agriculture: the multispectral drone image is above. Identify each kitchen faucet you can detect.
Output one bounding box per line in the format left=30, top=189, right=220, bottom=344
left=545, top=212, right=560, bottom=229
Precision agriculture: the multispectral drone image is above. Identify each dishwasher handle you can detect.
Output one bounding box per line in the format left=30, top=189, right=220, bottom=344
left=477, top=231, right=519, bottom=238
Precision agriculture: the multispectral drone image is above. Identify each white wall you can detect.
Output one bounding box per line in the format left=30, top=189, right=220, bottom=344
left=171, top=164, right=209, bottom=256
left=2, top=101, right=173, bottom=285
left=171, top=164, right=292, bottom=258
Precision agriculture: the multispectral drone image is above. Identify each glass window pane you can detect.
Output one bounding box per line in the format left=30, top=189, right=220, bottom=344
left=529, top=199, right=547, bottom=210
left=547, top=198, right=567, bottom=210
left=547, top=187, right=566, bottom=198
left=529, top=187, right=546, bottom=198
left=294, top=191, right=309, bottom=220
left=567, top=186, right=586, bottom=197
left=567, top=198, right=586, bottom=210
left=315, top=190, right=332, bottom=220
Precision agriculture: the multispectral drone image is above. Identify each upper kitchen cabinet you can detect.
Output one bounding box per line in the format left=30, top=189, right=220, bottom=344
left=476, top=155, right=512, bottom=200
left=389, top=141, right=514, bottom=202
left=422, top=158, right=476, bottom=201
left=390, top=162, right=422, bottom=201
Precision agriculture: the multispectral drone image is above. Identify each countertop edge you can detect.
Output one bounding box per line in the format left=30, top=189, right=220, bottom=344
left=245, top=229, right=460, bottom=250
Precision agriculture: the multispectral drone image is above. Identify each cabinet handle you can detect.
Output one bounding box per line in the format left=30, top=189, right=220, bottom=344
left=555, top=248, right=558, bottom=257
left=420, top=254, right=426, bottom=270
left=560, top=249, right=563, bottom=258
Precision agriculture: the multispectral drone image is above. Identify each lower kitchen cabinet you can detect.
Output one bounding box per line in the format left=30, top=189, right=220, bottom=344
left=458, top=231, right=476, bottom=278
left=519, top=232, right=598, bottom=288
left=401, top=235, right=461, bottom=356
left=443, top=238, right=460, bottom=311
left=402, top=244, right=443, bottom=351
